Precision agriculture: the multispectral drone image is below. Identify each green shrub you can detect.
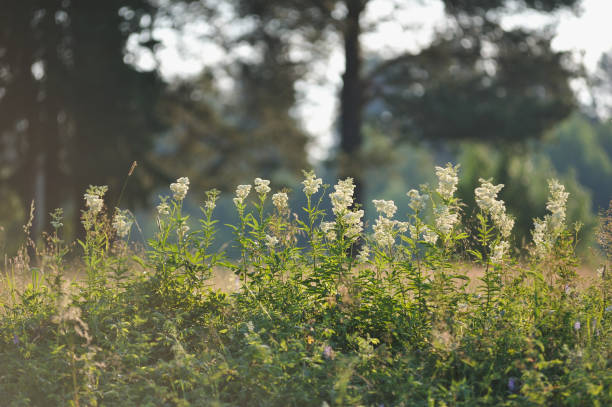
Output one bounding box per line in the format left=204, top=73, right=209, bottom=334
left=1, top=166, right=610, bottom=406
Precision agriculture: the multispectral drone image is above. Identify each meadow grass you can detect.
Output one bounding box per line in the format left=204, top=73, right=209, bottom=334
left=0, top=167, right=611, bottom=406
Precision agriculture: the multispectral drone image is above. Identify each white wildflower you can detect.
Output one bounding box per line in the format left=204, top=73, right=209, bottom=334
left=422, top=226, right=438, bottom=245
left=204, top=189, right=219, bottom=212
left=547, top=179, right=569, bottom=232
left=435, top=163, right=460, bottom=200
left=272, top=192, right=289, bottom=213
left=83, top=186, right=107, bottom=215
left=265, top=234, right=278, bottom=248
left=373, top=216, right=396, bottom=248
left=234, top=184, right=251, bottom=206
left=434, top=205, right=459, bottom=235
left=397, top=221, right=409, bottom=233
left=372, top=199, right=397, bottom=218
left=330, top=178, right=355, bottom=215
left=254, top=178, right=271, bottom=195
left=474, top=179, right=504, bottom=214
left=343, top=209, right=364, bottom=239
left=374, top=200, right=390, bottom=214
left=490, top=240, right=509, bottom=264
left=496, top=212, right=515, bottom=239
left=475, top=178, right=514, bottom=238
left=112, top=209, right=132, bottom=238
left=321, top=222, right=336, bottom=241
left=177, top=224, right=189, bottom=239
left=157, top=201, right=170, bottom=216
left=356, top=245, right=370, bottom=263
left=531, top=179, right=570, bottom=256
left=407, top=189, right=428, bottom=212
left=302, top=170, right=323, bottom=196
left=170, top=177, right=190, bottom=201
left=532, top=218, right=548, bottom=256
left=84, top=193, right=104, bottom=215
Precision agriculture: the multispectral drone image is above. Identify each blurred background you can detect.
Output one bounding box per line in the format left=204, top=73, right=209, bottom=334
left=1, top=0, right=611, bottom=254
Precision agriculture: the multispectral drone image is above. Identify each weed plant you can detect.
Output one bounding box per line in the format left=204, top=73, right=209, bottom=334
left=0, top=165, right=611, bottom=406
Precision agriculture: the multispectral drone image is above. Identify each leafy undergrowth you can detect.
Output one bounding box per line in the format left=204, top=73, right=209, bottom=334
left=1, top=169, right=611, bottom=406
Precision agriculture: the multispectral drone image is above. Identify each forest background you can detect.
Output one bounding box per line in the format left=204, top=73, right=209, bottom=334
left=1, top=0, right=612, bottom=256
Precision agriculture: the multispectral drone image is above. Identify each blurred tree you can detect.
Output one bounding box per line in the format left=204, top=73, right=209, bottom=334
left=155, top=31, right=309, bottom=192
left=0, top=1, right=164, bottom=237
left=372, top=23, right=576, bottom=144
left=210, top=0, right=579, bottom=207
left=589, top=49, right=612, bottom=119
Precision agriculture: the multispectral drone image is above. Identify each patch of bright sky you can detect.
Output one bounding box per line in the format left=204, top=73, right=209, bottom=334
left=130, top=0, right=612, bottom=162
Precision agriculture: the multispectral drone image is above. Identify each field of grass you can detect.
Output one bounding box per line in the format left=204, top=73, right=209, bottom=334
left=1, top=169, right=611, bottom=406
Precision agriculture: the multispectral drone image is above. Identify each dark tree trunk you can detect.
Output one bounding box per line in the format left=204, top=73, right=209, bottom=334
left=339, top=0, right=365, bottom=207
left=38, top=2, right=64, bottom=236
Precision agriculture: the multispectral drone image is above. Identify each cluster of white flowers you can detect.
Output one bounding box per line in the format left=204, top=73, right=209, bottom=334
left=490, top=240, right=510, bottom=264
left=254, top=178, right=271, bottom=195
left=407, top=189, right=428, bottom=212
left=532, top=179, right=569, bottom=256
left=373, top=216, right=397, bottom=247
left=302, top=170, right=323, bottom=196
left=372, top=199, right=397, bottom=218
left=342, top=209, right=364, bottom=240
left=83, top=186, right=107, bottom=215
left=474, top=178, right=514, bottom=239
left=546, top=179, right=569, bottom=232
left=321, top=221, right=336, bottom=241
left=84, top=193, right=104, bottom=215
left=435, top=163, right=460, bottom=200
left=326, top=177, right=364, bottom=240
left=272, top=192, right=289, bottom=213
left=112, top=209, right=133, bottom=238
left=330, top=178, right=355, bottom=215
left=371, top=199, right=408, bottom=248
left=204, top=198, right=216, bottom=212
left=356, top=245, right=370, bottom=263
left=157, top=199, right=170, bottom=216
left=233, top=184, right=251, bottom=206
left=203, top=188, right=219, bottom=213
left=434, top=205, right=459, bottom=235
left=409, top=224, right=438, bottom=245
left=170, top=177, right=190, bottom=201
left=422, top=226, right=438, bottom=245
left=177, top=224, right=189, bottom=239
left=475, top=179, right=504, bottom=213
left=265, top=234, right=278, bottom=248
left=532, top=218, right=547, bottom=256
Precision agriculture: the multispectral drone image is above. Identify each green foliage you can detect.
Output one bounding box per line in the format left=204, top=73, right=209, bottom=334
left=543, top=112, right=612, bottom=211
left=456, top=143, right=597, bottom=251
left=1, top=169, right=611, bottom=406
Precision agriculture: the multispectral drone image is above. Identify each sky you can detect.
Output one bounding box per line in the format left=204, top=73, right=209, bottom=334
left=131, top=0, right=612, bottom=161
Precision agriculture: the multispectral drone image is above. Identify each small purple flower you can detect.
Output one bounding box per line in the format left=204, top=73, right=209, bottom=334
left=323, top=345, right=334, bottom=360
left=573, top=321, right=581, bottom=331
left=12, top=334, right=19, bottom=345
left=508, top=377, right=518, bottom=392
